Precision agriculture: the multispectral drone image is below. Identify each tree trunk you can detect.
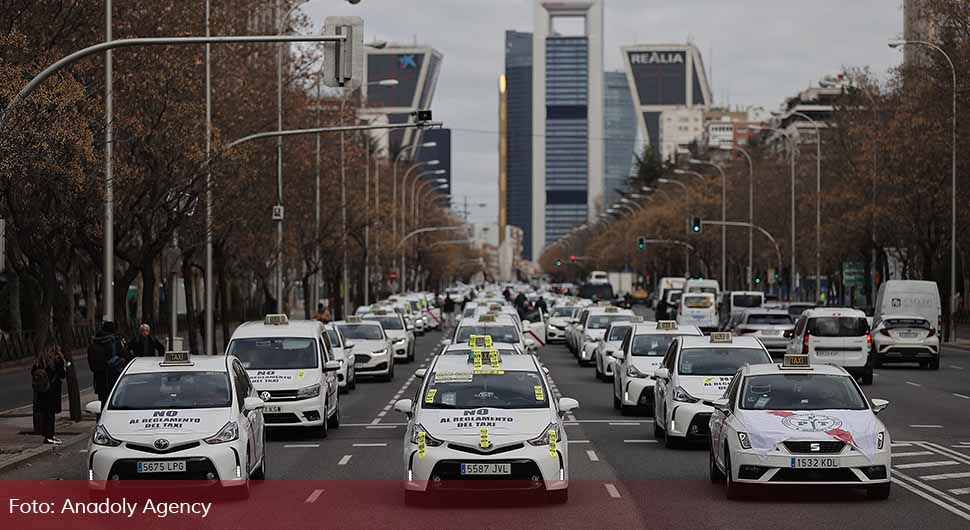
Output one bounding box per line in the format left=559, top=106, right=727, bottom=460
left=141, top=255, right=157, bottom=330
left=7, top=268, right=22, bottom=333
left=182, top=255, right=198, bottom=354
left=216, top=246, right=231, bottom=349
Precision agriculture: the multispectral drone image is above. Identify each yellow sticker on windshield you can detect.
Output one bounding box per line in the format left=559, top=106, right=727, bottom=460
left=425, top=388, right=437, bottom=403
left=298, top=370, right=305, bottom=378
left=548, top=429, right=558, bottom=457
left=489, top=349, right=500, bottom=368
left=534, top=385, right=545, bottom=401
left=417, top=431, right=426, bottom=458
left=473, top=350, right=483, bottom=369
left=480, top=426, right=490, bottom=449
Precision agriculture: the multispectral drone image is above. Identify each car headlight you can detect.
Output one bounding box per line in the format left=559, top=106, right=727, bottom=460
left=204, top=421, right=239, bottom=445
left=92, top=425, right=122, bottom=447
left=548, top=324, right=561, bottom=331
left=392, top=337, right=407, bottom=344
left=374, top=348, right=388, bottom=355
left=626, top=364, right=648, bottom=378
left=410, top=424, right=444, bottom=447
left=672, top=386, right=699, bottom=403
left=737, top=432, right=752, bottom=450
left=297, top=383, right=321, bottom=399
left=877, top=431, right=885, bottom=450
left=527, top=422, right=561, bottom=446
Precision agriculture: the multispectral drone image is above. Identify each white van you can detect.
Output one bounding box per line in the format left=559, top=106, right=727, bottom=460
left=874, top=280, right=943, bottom=334
left=589, top=270, right=610, bottom=285
left=677, top=292, right=718, bottom=332
left=787, top=307, right=872, bottom=385
left=226, top=315, right=341, bottom=436
left=719, top=291, right=764, bottom=328
left=683, top=278, right=720, bottom=302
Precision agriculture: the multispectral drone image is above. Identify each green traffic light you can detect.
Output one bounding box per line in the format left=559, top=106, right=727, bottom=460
left=556, top=260, right=562, bottom=267
left=755, top=277, right=762, bottom=284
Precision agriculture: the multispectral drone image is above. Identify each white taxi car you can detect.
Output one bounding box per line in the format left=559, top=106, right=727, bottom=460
left=226, top=315, right=341, bottom=436
left=546, top=305, right=579, bottom=343
left=577, top=306, right=635, bottom=366
left=870, top=315, right=940, bottom=369
left=86, top=351, right=266, bottom=499
left=394, top=353, right=578, bottom=504
left=787, top=308, right=873, bottom=385
left=612, top=321, right=703, bottom=415
left=452, top=314, right=527, bottom=352
left=593, top=320, right=638, bottom=381
left=364, top=309, right=415, bottom=363
left=709, top=353, right=891, bottom=500
left=677, top=292, right=719, bottom=332
left=324, top=323, right=356, bottom=391
left=654, top=333, right=772, bottom=448
left=336, top=317, right=395, bottom=382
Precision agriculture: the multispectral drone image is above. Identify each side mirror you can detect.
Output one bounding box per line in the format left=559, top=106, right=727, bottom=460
left=84, top=401, right=102, bottom=415
left=243, top=396, right=266, bottom=412
left=394, top=398, right=413, bottom=416
left=522, top=320, right=532, bottom=327
left=323, top=360, right=341, bottom=372
left=344, top=341, right=356, bottom=350
left=871, top=398, right=890, bottom=415
left=415, top=368, right=427, bottom=379
left=704, top=398, right=731, bottom=415
left=541, top=366, right=550, bottom=375
left=558, top=397, right=579, bottom=414
left=653, top=368, right=670, bottom=381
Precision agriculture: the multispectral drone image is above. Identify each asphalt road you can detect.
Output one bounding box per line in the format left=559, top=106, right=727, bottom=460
left=3, top=318, right=970, bottom=529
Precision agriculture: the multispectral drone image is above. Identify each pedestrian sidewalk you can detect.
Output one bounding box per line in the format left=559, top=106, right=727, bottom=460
left=0, top=389, right=96, bottom=474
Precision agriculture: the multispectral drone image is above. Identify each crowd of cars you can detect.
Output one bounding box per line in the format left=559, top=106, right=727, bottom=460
left=81, top=278, right=944, bottom=504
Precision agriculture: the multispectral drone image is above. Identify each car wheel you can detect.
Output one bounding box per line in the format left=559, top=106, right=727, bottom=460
left=348, top=368, right=357, bottom=390
left=621, top=404, right=635, bottom=416
left=871, top=354, right=883, bottom=369
left=404, top=489, right=426, bottom=507
left=613, top=394, right=621, bottom=410
left=328, top=400, right=341, bottom=428
left=664, top=430, right=683, bottom=449
left=929, top=358, right=940, bottom=370
left=383, top=366, right=395, bottom=383
left=867, top=482, right=891, bottom=500
left=724, top=449, right=743, bottom=500
left=547, top=488, right=568, bottom=504
left=861, top=366, right=874, bottom=386
left=318, top=405, right=330, bottom=438
left=654, top=413, right=665, bottom=439
left=709, top=443, right=725, bottom=482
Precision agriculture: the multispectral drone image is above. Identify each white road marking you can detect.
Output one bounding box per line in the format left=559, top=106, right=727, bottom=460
left=567, top=440, right=590, bottom=444
left=78, top=449, right=89, bottom=453
left=366, top=425, right=398, bottom=430
left=954, top=446, right=970, bottom=450
left=895, top=461, right=959, bottom=470
left=892, top=442, right=913, bottom=448
left=949, top=488, right=970, bottom=496
left=370, top=418, right=382, bottom=425
left=604, top=483, right=621, bottom=498
left=566, top=414, right=576, bottom=421
left=920, top=472, right=970, bottom=481
left=909, top=425, right=944, bottom=428
left=342, top=422, right=406, bottom=427
left=338, top=455, right=352, bottom=466
left=892, top=474, right=970, bottom=522
left=377, top=411, right=387, bottom=418
left=624, top=439, right=658, bottom=443
left=284, top=444, right=320, bottom=448
left=352, top=443, right=388, bottom=447
left=950, top=365, right=965, bottom=370
left=953, top=393, right=970, bottom=400
left=609, top=422, right=641, bottom=426
left=906, top=381, right=922, bottom=387
left=382, top=405, right=391, bottom=411
left=304, top=489, right=324, bottom=503
left=586, top=450, right=599, bottom=462
left=893, top=451, right=934, bottom=457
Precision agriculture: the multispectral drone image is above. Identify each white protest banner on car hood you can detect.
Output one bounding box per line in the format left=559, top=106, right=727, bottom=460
left=735, top=409, right=881, bottom=459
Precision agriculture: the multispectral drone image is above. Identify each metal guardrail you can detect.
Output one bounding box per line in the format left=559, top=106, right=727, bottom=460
left=0, top=324, right=95, bottom=362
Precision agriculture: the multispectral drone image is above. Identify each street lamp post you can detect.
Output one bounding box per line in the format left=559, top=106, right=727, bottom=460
left=690, top=159, right=728, bottom=289
left=750, top=126, right=797, bottom=300
left=657, top=178, right=690, bottom=274
left=673, top=169, right=708, bottom=197
left=720, top=145, right=755, bottom=290
left=399, top=161, right=440, bottom=292
left=790, top=111, right=822, bottom=303
left=890, top=39, right=958, bottom=340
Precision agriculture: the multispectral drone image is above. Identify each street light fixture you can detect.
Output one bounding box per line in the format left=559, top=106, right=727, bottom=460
left=720, top=144, right=755, bottom=290
left=657, top=177, right=690, bottom=274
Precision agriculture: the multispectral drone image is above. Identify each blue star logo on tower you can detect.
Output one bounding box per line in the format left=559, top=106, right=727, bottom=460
left=398, top=54, right=417, bottom=70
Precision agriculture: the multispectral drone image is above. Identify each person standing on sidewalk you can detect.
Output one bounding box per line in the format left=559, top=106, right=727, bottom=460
left=128, top=323, right=164, bottom=357
left=32, top=346, right=67, bottom=445
left=443, top=295, right=456, bottom=329
left=87, top=321, right=128, bottom=407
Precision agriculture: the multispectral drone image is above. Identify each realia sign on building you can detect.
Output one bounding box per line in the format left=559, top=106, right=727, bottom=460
left=629, top=51, right=685, bottom=65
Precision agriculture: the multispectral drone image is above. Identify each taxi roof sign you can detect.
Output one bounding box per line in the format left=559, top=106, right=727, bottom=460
left=657, top=320, right=678, bottom=331
left=478, top=314, right=497, bottom=323
left=468, top=335, right=493, bottom=348
left=604, top=307, right=618, bottom=313
left=782, top=353, right=811, bottom=369
left=630, top=316, right=645, bottom=323
left=161, top=350, right=192, bottom=365
left=710, top=332, right=733, bottom=343
left=264, top=314, right=289, bottom=326
left=345, top=316, right=362, bottom=323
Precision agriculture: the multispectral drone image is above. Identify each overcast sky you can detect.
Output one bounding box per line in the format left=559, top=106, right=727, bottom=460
left=305, top=0, right=905, bottom=226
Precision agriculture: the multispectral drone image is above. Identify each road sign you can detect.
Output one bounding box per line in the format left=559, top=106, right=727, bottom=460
left=389, top=270, right=398, bottom=281
left=272, top=205, right=284, bottom=221
left=843, top=261, right=865, bottom=288
left=323, top=17, right=364, bottom=90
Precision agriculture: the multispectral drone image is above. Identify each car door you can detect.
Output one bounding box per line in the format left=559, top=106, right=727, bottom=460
left=528, top=309, right=547, bottom=345
left=655, top=339, right=678, bottom=419
left=614, top=331, right=633, bottom=399
left=232, top=360, right=259, bottom=473
left=710, top=372, right=741, bottom=464
left=319, top=336, right=337, bottom=415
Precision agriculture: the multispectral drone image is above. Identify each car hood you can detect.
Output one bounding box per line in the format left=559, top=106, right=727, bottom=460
left=247, top=368, right=320, bottom=390
left=548, top=317, right=571, bottom=327
left=349, top=339, right=389, bottom=353
left=735, top=408, right=884, bottom=458
left=102, top=408, right=231, bottom=440
left=385, top=330, right=408, bottom=340
left=679, top=374, right=735, bottom=401
left=420, top=408, right=554, bottom=439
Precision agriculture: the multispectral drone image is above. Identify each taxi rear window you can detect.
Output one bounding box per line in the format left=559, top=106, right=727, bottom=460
left=364, top=316, right=404, bottom=330
left=228, top=337, right=319, bottom=369
left=455, top=325, right=519, bottom=344
left=732, top=294, right=763, bottom=308
left=746, top=313, right=792, bottom=325
left=551, top=307, right=576, bottom=318
left=608, top=325, right=632, bottom=341
left=588, top=314, right=632, bottom=329
left=424, top=370, right=547, bottom=409
left=632, top=334, right=676, bottom=357
left=884, top=318, right=930, bottom=329
left=110, top=371, right=231, bottom=410
left=683, top=295, right=713, bottom=309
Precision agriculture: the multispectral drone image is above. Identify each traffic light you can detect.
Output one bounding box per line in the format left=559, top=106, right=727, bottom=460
left=555, top=259, right=562, bottom=267
left=754, top=276, right=762, bottom=285
left=637, top=237, right=646, bottom=250
left=691, top=217, right=702, bottom=233
left=569, top=255, right=577, bottom=263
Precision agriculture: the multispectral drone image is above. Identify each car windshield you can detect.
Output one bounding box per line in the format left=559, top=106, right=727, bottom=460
left=678, top=348, right=770, bottom=375
left=551, top=307, right=576, bottom=318
left=807, top=317, right=869, bottom=337
left=688, top=287, right=718, bottom=296
left=443, top=348, right=519, bottom=357
left=683, top=295, right=713, bottom=309
left=337, top=324, right=384, bottom=340
left=455, top=325, right=519, bottom=344
left=109, top=371, right=231, bottom=410
left=588, top=314, right=631, bottom=329
left=608, top=325, right=632, bottom=341
left=579, top=283, right=614, bottom=300
left=228, top=337, right=318, bottom=369
left=733, top=294, right=763, bottom=308
left=883, top=318, right=930, bottom=329
left=325, top=329, right=342, bottom=348
left=632, top=334, right=676, bottom=357
left=666, top=291, right=683, bottom=303
left=747, top=314, right=793, bottom=325
left=364, top=316, right=404, bottom=330
left=423, top=370, right=548, bottom=409
left=462, top=308, right=476, bottom=318
left=739, top=374, right=868, bottom=410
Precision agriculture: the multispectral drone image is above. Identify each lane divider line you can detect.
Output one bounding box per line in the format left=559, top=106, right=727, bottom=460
left=284, top=444, right=320, bottom=448
left=953, top=393, right=970, bottom=400
left=906, top=381, right=922, bottom=387
left=624, top=439, right=658, bottom=443
left=608, top=422, right=641, bottom=426
left=586, top=450, right=599, bottom=462
left=366, top=425, right=398, bottom=430
left=604, top=483, right=621, bottom=498
left=338, top=455, right=352, bottom=466
left=895, top=460, right=959, bottom=470
left=892, top=451, right=935, bottom=458
left=304, top=489, right=324, bottom=503
left=567, top=440, right=590, bottom=444
left=892, top=442, right=913, bottom=448
left=352, top=443, right=388, bottom=447
left=949, top=365, right=964, bottom=370
left=949, top=487, right=970, bottom=496
left=892, top=474, right=970, bottom=522
left=909, top=424, right=944, bottom=428
left=920, top=472, right=970, bottom=481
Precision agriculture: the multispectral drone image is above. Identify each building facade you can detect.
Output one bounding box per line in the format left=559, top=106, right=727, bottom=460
left=658, top=107, right=704, bottom=160
left=504, top=30, right=535, bottom=260
left=531, top=0, right=605, bottom=261
left=603, top=70, right=638, bottom=207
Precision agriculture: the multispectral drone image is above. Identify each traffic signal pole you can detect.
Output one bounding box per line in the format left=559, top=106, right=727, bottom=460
left=698, top=220, right=784, bottom=294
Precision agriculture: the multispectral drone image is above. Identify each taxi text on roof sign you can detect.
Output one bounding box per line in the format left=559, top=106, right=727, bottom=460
left=162, top=350, right=192, bottom=365
left=604, top=307, right=618, bottom=313
left=657, top=320, right=678, bottom=330
left=264, top=314, right=289, bottom=326
left=345, top=316, right=362, bottom=323
left=478, top=314, right=497, bottom=323
left=710, top=332, right=733, bottom=343
left=468, top=334, right=493, bottom=348
left=782, top=353, right=811, bottom=369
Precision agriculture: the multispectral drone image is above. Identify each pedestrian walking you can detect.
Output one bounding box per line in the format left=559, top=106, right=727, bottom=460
left=87, top=320, right=128, bottom=408
left=32, top=346, right=67, bottom=445
left=443, top=295, right=456, bottom=328
left=128, top=323, right=165, bottom=357
left=314, top=303, right=332, bottom=324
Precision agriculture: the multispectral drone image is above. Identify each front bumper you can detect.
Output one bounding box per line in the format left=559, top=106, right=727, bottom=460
left=546, top=327, right=565, bottom=342
left=405, top=443, right=567, bottom=493
left=391, top=340, right=410, bottom=359
left=667, top=402, right=713, bottom=440
left=731, top=448, right=891, bottom=485
left=580, top=342, right=597, bottom=361
left=355, top=351, right=391, bottom=375
left=261, top=395, right=325, bottom=427
left=622, top=377, right=655, bottom=409
left=88, top=442, right=244, bottom=489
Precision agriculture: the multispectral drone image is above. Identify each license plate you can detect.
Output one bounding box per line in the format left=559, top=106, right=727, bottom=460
left=264, top=406, right=282, bottom=413
left=815, top=351, right=839, bottom=357
left=897, top=331, right=918, bottom=338
left=137, top=461, right=186, bottom=473
left=761, top=330, right=781, bottom=336
left=460, top=463, right=511, bottom=475
left=790, top=457, right=840, bottom=469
